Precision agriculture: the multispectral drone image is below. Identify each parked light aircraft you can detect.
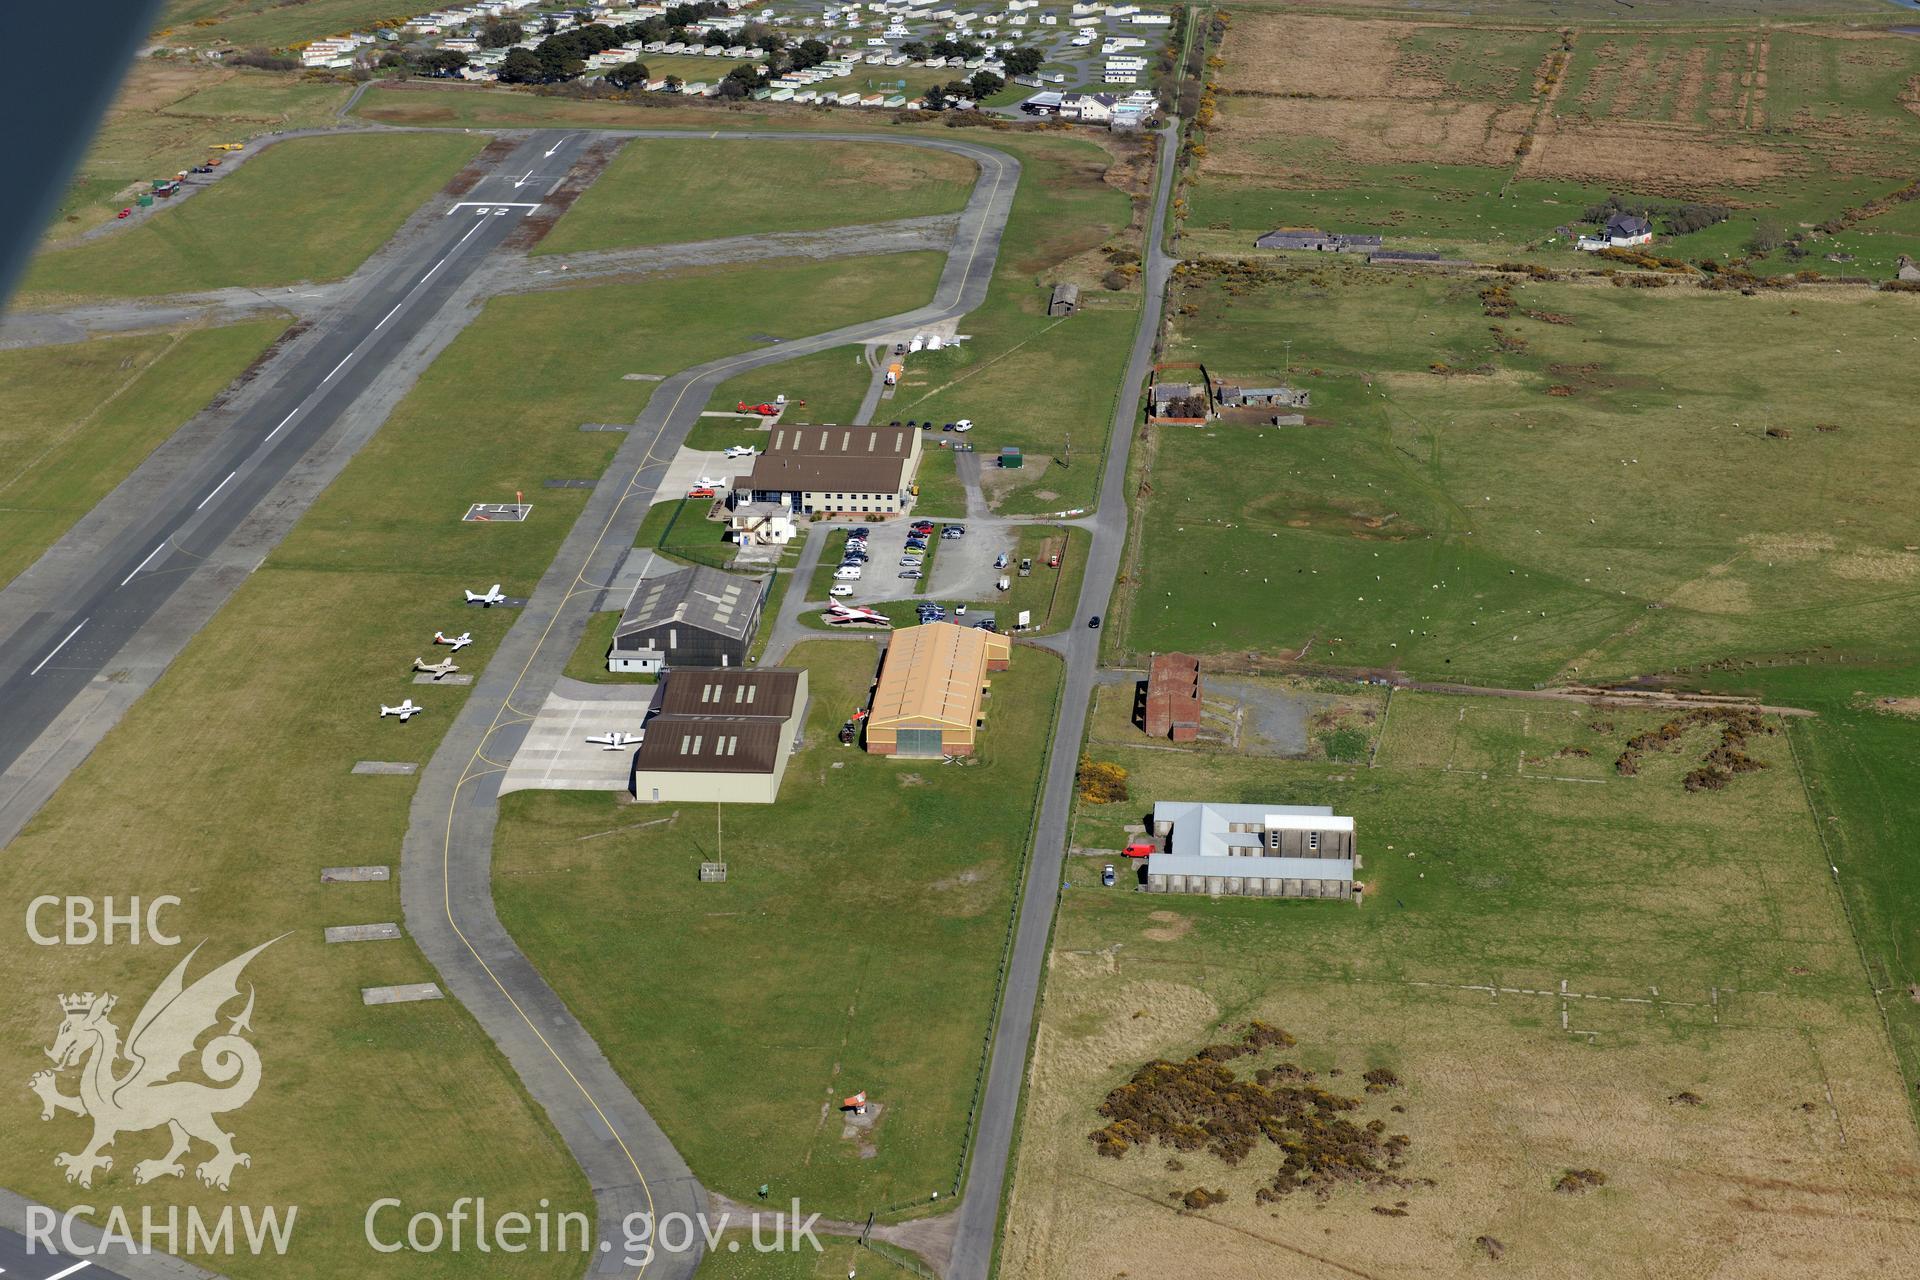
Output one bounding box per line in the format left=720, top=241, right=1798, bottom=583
left=585, top=731, right=643, bottom=750
left=465, top=583, right=506, bottom=606
left=432, top=630, right=473, bottom=651
left=380, top=699, right=423, bottom=721
left=413, top=656, right=460, bottom=679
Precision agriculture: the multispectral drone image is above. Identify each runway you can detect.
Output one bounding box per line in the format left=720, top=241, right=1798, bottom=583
left=0, top=130, right=587, bottom=833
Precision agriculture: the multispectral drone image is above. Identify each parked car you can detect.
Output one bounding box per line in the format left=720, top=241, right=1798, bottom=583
left=850, top=527, right=871, bottom=537
left=1048, top=552, right=1061, bottom=568
left=898, top=569, right=923, bottom=580
left=994, top=553, right=1009, bottom=569
left=1101, top=864, right=1117, bottom=887
left=954, top=604, right=967, bottom=616
left=951, top=419, right=974, bottom=432
left=899, top=558, right=922, bottom=568
left=117, top=208, right=132, bottom=219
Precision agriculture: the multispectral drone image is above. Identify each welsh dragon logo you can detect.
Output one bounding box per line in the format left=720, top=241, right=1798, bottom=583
left=29, top=937, right=282, bottom=1191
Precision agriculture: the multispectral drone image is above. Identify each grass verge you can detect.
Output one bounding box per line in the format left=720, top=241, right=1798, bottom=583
left=0, top=318, right=288, bottom=589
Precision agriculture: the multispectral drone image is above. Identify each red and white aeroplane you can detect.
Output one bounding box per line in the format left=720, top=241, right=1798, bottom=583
left=822, top=602, right=890, bottom=626
left=432, top=630, right=473, bottom=651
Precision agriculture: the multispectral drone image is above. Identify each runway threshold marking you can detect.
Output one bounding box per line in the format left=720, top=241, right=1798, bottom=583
left=30, top=620, right=87, bottom=676
left=120, top=542, right=168, bottom=587
left=196, top=471, right=236, bottom=510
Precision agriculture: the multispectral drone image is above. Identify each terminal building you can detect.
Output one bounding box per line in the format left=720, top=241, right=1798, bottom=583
left=732, top=423, right=922, bottom=518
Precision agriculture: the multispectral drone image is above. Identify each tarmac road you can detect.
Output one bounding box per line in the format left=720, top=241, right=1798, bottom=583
left=944, top=120, right=1180, bottom=1280
left=0, top=130, right=588, bottom=832
left=395, top=129, right=1019, bottom=1280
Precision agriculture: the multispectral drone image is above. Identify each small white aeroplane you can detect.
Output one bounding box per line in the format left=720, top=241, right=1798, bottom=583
left=585, top=731, right=644, bottom=751
left=413, top=656, right=460, bottom=680
left=723, top=445, right=759, bottom=460
left=465, top=583, right=507, bottom=606
left=433, top=630, right=473, bottom=651
left=695, top=475, right=728, bottom=490
left=380, top=699, right=424, bottom=721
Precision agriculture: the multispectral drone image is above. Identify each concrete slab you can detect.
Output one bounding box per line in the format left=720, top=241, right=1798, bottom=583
left=595, top=546, right=674, bottom=612
left=581, top=423, right=629, bottom=432
left=362, top=983, right=442, bottom=1005
left=321, top=865, right=390, bottom=882
left=352, top=761, right=418, bottom=775
left=544, top=478, right=597, bottom=489
left=413, top=672, right=475, bottom=685
left=325, top=923, right=403, bottom=943
left=499, top=679, right=656, bottom=795
left=656, top=446, right=739, bottom=506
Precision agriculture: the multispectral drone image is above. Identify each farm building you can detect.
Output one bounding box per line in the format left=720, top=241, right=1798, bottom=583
left=734, top=423, right=922, bottom=517
left=1149, top=380, right=1210, bottom=422
left=865, top=621, right=1011, bottom=758
left=1048, top=282, right=1081, bottom=316
left=1578, top=212, right=1654, bottom=252
left=631, top=667, right=809, bottom=804
left=1143, top=801, right=1358, bottom=899
left=1898, top=255, right=1920, bottom=283
left=1255, top=228, right=1382, bottom=254
left=609, top=565, right=764, bottom=673
left=1142, top=652, right=1202, bottom=741
left=1216, top=383, right=1309, bottom=410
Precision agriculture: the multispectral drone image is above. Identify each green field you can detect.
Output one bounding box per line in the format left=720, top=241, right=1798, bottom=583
left=1192, top=15, right=1920, bottom=273
left=21, top=132, right=482, bottom=304
left=493, top=638, right=1065, bottom=1216
left=0, top=253, right=945, bottom=1277
left=1122, top=262, right=1920, bottom=686
left=0, top=319, right=287, bottom=588
left=882, top=138, right=1141, bottom=515
left=705, top=344, right=875, bottom=428
left=1000, top=684, right=1920, bottom=1278
left=155, top=0, right=424, bottom=48
left=42, top=63, right=354, bottom=240
left=535, top=136, right=978, bottom=254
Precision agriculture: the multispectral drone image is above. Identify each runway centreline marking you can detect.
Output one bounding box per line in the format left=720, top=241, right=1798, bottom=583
left=323, top=353, right=352, bottom=382
left=120, top=542, right=168, bottom=587
left=265, top=408, right=298, bottom=441
left=376, top=302, right=403, bottom=329
left=30, top=620, right=87, bottom=676
left=45, top=1261, right=94, bottom=1279
left=196, top=471, right=236, bottom=510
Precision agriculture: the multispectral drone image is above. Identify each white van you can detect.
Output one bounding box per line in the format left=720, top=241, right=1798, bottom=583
left=834, top=566, right=864, bottom=581
left=830, top=583, right=856, bottom=597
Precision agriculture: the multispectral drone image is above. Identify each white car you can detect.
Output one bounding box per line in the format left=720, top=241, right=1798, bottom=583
left=834, top=565, right=863, bottom=580
left=829, top=583, right=856, bottom=597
